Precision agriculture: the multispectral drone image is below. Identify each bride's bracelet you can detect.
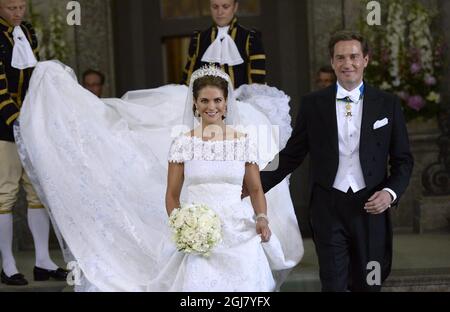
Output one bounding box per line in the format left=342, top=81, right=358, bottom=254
left=255, top=213, right=269, bottom=223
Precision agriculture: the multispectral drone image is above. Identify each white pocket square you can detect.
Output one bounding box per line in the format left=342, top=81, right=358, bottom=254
left=373, top=118, right=388, bottom=130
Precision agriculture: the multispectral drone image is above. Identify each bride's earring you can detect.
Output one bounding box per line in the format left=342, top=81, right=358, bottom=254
left=195, top=107, right=200, bottom=117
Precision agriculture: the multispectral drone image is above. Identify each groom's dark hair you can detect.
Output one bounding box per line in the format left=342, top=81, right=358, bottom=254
left=328, top=31, right=369, bottom=58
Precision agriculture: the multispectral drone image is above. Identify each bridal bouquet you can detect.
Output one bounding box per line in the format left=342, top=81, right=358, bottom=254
left=169, top=203, right=222, bottom=257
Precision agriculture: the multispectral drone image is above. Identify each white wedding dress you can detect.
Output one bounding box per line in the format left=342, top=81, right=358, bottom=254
left=15, top=61, right=303, bottom=291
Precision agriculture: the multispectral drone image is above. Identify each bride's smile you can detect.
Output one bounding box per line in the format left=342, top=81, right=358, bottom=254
left=194, top=85, right=227, bottom=126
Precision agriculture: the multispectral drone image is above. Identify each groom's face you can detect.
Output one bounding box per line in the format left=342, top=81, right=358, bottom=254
left=331, top=40, right=369, bottom=89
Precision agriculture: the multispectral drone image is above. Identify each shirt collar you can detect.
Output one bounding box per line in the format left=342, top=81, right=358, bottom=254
left=217, top=25, right=230, bottom=38
left=336, top=81, right=365, bottom=103
left=213, top=16, right=238, bottom=34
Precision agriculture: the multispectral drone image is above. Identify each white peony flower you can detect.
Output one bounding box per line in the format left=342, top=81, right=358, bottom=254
left=426, top=92, right=441, bottom=103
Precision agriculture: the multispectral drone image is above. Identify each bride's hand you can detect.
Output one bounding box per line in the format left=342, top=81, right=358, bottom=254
left=256, top=219, right=271, bottom=242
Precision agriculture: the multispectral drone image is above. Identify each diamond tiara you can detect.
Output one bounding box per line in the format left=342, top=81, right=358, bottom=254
left=190, top=64, right=231, bottom=84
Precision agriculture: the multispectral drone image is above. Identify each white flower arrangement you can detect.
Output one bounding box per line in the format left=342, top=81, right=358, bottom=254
left=386, top=1, right=405, bottom=86
left=169, top=203, right=222, bottom=257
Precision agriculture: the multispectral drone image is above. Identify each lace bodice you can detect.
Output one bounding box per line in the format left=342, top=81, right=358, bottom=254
left=168, top=135, right=258, bottom=164
left=168, top=135, right=258, bottom=206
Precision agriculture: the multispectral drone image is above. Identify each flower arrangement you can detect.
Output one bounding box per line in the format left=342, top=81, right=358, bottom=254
left=360, top=0, right=446, bottom=121
left=169, top=203, right=222, bottom=257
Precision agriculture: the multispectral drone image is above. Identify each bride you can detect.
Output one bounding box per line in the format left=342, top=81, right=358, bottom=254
left=15, top=61, right=303, bottom=291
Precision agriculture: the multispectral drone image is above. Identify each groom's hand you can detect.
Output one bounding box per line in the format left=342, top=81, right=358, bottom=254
left=364, top=190, right=392, bottom=215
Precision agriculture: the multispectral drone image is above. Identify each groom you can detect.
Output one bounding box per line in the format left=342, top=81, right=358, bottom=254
left=258, top=31, right=413, bottom=291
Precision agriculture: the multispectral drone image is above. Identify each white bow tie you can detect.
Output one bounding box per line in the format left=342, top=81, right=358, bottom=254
left=336, top=84, right=362, bottom=103
left=11, top=26, right=38, bottom=70
left=201, top=26, right=244, bottom=66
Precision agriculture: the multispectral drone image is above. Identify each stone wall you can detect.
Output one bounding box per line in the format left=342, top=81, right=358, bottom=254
left=72, top=0, right=116, bottom=97
left=28, top=0, right=116, bottom=96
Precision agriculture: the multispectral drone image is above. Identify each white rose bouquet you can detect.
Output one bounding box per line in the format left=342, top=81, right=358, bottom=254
left=169, top=203, right=222, bottom=257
